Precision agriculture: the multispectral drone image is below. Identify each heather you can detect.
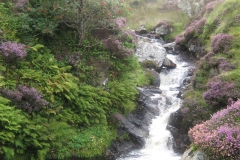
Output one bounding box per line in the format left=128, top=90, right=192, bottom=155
left=0, top=41, right=27, bottom=61
left=211, top=33, right=233, bottom=53
left=172, top=1, right=240, bottom=159
left=0, top=0, right=151, bottom=159
left=189, top=100, right=240, bottom=159
left=202, top=78, right=240, bottom=108
left=184, top=18, right=206, bottom=41
left=0, top=85, right=48, bottom=113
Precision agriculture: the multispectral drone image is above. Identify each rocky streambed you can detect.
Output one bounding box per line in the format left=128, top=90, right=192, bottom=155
left=106, top=36, right=195, bottom=160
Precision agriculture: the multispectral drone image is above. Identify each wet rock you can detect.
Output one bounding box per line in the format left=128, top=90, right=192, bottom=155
left=167, top=109, right=191, bottom=153
left=168, top=109, right=183, bottom=128
left=163, top=42, right=176, bottom=50
left=187, top=68, right=194, bottom=76
left=183, top=77, right=192, bottom=85
left=155, top=25, right=172, bottom=35
left=136, top=25, right=147, bottom=35
left=177, top=91, right=182, bottom=99
left=106, top=88, right=162, bottom=159
left=164, top=42, right=178, bottom=55
left=180, top=147, right=209, bottom=160
left=187, top=39, right=206, bottom=58
left=136, top=36, right=167, bottom=69
left=162, top=57, right=177, bottom=69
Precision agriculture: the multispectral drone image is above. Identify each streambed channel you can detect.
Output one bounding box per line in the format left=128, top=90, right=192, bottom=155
left=117, top=37, right=193, bottom=160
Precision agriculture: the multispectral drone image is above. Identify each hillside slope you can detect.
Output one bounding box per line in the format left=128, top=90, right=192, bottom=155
left=173, top=0, right=240, bottom=159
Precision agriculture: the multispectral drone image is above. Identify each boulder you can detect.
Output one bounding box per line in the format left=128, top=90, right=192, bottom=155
left=136, top=25, right=147, bottom=35
left=167, top=109, right=191, bottom=153
left=187, top=39, right=206, bottom=58
left=162, top=57, right=177, bottom=69
left=151, top=20, right=174, bottom=36
left=136, top=36, right=167, bottom=70
left=155, top=25, right=173, bottom=35
left=106, top=88, right=162, bottom=159
left=163, top=42, right=176, bottom=50
left=181, top=147, right=209, bottom=160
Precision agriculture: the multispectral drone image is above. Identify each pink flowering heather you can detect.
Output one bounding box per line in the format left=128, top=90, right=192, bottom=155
left=203, top=78, right=240, bottom=107
left=181, top=107, right=189, bottom=114
left=189, top=99, right=240, bottom=159
left=115, top=17, right=127, bottom=29
left=0, top=86, right=48, bottom=113
left=184, top=18, right=206, bottom=41
left=103, top=38, right=134, bottom=59
left=217, top=57, right=236, bottom=71
left=211, top=33, right=233, bottom=53
left=0, top=41, right=27, bottom=62
left=205, top=0, right=222, bottom=14
left=175, top=34, right=185, bottom=45
left=181, top=98, right=211, bottom=128
left=122, top=29, right=137, bottom=43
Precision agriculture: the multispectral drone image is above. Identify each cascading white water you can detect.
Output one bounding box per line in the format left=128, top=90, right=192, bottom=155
left=118, top=53, right=191, bottom=160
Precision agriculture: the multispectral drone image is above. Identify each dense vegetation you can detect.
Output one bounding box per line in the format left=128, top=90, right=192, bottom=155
left=0, top=0, right=152, bottom=159
left=174, top=0, right=240, bottom=159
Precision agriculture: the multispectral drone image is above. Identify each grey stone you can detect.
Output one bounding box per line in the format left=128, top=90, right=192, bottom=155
left=181, top=147, right=209, bottom=160
left=162, top=57, right=177, bottom=69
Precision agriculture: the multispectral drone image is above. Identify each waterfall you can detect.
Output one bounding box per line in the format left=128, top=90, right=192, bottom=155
left=117, top=40, right=191, bottom=160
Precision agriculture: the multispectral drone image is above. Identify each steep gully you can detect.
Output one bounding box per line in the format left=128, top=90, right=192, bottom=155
left=106, top=36, right=194, bottom=160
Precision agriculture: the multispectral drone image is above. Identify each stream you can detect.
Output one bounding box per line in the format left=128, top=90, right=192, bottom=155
left=117, top=38, right=192, bottom=160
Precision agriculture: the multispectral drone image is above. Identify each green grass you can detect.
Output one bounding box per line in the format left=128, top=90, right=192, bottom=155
left=201, top=0, right=240, bottom=38
left=126, top=0, right=189, bottom=34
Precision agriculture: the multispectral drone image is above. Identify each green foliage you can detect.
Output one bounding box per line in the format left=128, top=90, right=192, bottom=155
left=201, top=0, right=240, bottom=42
left=0, top=97, right=25, bottom=159
left=17, top=0, right=63, bottom=41
left=0, top=0, right=150, bottom=159
left=72, top=85, right=110, bottom=126
left=181, top=90, right=211, bottom=129
left=107, top=80, right=138, bottom=114
left=193, top=69, right=209, bottom=90
left=47, top=124, right=116, bottom=159
left=0, top=3, right=21, bottom=41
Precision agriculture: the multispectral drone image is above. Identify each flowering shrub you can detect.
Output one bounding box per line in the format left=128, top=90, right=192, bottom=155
left=205, top=0, right=222, bottom=14
left=103, top=38, right=134, bottom=59
left=181, top=97, right=211, bottom=129
left=115, top=17, right=127, bottom=29
left=189, top=100, right=240, bottom=159
left=175, top=34, right=185, bottom=45
left=202, top=78, right=240, bottom=107
left=0, top=41, right=27, bottom=62
left=0, top=86, right=48, bottom=113
left=217, top=57, right=236, bottom=71
left=184, top=18, right=206, bottom=41
left=122, top=29, right=137, bottom=44
left=211, top=34, right=233, bottom=53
